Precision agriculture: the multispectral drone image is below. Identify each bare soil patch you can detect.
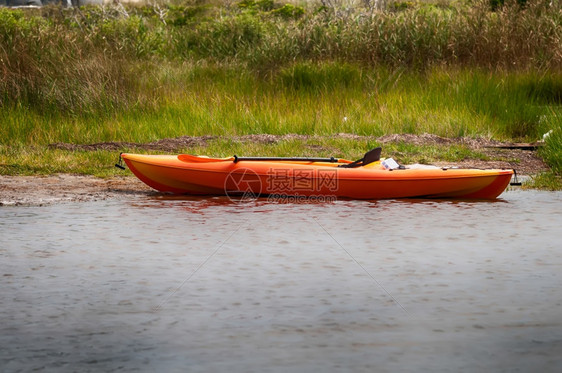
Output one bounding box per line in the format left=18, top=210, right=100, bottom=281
left=48, top=132, right=538, bottom=151
left=2, top=134, right=548, bottom=206
left=0, top=175, right=152, bottom=206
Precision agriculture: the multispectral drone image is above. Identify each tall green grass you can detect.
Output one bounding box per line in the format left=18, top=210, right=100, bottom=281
left=1, top=1, right=561, bottom=178
left=2, top=1, right=562, bottom=114
left=539, top=109, right=562, bottom=174
left=2, top=65, right=557, bottom=143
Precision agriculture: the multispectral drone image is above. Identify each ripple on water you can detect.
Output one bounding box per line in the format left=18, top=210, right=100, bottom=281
left=1, top=190, right=561, bottom=372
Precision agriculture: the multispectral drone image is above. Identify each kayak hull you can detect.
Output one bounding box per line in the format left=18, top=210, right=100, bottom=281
left=121, top=153, right=514, bottom=200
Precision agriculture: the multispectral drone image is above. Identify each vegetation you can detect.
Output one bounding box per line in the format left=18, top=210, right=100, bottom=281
left=0, top=0, right=561, bottom=188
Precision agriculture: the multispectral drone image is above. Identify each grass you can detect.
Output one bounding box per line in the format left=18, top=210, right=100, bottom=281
left=0, top=1, right=561, bottom=190
left=2, top=66, right=558, bottom=143
left=538, top=109, right=562, bottom=173
left=1, top=64, right=561, bottom=190
left=0, top=138, right=491, bottom=177
left=523, top=172, right=562, bottom=191
left=3, top=1, right=562, bottom=115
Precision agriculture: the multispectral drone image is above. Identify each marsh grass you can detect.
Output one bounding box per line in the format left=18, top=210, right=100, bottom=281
left=2, top=65, right=556, bottom=142
left=538, top=109, right=562, bottom=174
left=1, top=1, right=562, bottom=183
left=2, top=1, right=562, bottom=114
left=523, top=172, right=562, bottom=190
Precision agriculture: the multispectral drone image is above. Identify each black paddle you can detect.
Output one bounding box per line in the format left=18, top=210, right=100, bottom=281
left=178, top=154, right=349, bottom=164
left=233, top=156, right=339, bottom=163
left=338, top=147, right=382, bottom=168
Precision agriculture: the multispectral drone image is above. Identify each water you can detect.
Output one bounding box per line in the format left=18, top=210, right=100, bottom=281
left=1, top=190, right=561, bottom=372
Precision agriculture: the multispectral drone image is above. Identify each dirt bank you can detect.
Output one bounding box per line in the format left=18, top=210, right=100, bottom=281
left=0, top=175, right=153, bottom=206
left=2, top=134, right=549, bottom=206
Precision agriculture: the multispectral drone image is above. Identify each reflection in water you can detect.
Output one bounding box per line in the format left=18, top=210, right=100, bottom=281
left=1, top=189, right=561, bottom=372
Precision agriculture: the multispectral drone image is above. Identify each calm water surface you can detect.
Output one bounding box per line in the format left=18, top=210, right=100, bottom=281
left=1, top=189, right=561, bottom=372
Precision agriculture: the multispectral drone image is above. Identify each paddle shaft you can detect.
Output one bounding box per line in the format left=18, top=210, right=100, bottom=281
left=233, top=155, right=340, bottom=163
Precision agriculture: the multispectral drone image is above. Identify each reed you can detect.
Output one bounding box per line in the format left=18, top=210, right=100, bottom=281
left=2, top=65, right=555, bottom=142
left=1, top=1, right=561, bottom=181
left=2, top=1, right=562, bottom=114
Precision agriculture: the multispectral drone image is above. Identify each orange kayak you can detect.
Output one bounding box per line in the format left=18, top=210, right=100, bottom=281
left=120, top=152, right=514, bottom=200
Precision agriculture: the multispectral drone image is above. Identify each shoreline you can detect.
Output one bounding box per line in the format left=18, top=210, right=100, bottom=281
left=1, top=134, right=552, bottom=206
left=0, top=174, right=154, bottom=206
left=0, top=160, right=547, bottom=207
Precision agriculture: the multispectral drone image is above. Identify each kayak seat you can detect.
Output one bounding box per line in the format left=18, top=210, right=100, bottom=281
left=339, top=147, right=382, bottom=168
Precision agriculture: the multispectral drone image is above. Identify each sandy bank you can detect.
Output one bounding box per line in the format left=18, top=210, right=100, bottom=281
left=0, top=174, right=152, bottom=206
